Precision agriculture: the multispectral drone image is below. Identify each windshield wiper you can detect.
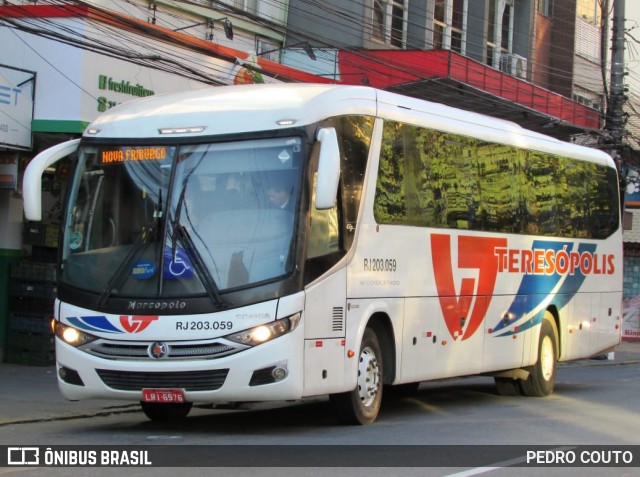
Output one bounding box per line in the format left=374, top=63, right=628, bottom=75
left=169, top=182, right=227, bottom=309
left=171, top=222, right=227, bottom=308
left=97, top=189, right=163, bottom=307
left=170, top=181, right=188, bottom=260
left=97, top=220, right=155, bottom=308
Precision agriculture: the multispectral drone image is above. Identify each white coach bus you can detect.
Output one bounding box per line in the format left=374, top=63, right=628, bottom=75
left=23, top=84, right=622, bottom=424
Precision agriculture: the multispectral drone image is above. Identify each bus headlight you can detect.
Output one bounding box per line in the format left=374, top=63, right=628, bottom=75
left=54, top=322, right=98, bottom=347
left=226, top=313, right=301, bottom=347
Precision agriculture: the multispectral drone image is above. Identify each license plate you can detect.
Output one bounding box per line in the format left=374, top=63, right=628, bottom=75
left=142, top=388, right=185, bottom=403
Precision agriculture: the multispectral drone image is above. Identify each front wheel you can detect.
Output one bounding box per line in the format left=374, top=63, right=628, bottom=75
left=140, top=401, right=193, bottom=422
left=330, top=328, right=383, bottom=425
left=520, top=313, right=558, bottom=397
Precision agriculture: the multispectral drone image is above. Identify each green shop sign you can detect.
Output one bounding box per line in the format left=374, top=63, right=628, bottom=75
left=97, top=75, right=155, bottom=112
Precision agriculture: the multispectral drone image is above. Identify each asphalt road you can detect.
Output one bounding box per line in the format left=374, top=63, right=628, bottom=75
left=0, top=343, right=639, bottom=476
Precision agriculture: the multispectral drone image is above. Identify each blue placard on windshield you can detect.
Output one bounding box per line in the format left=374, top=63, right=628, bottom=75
left=163, top=248, right=195, bottom=279
left=132, top=260, right=156, bottom=279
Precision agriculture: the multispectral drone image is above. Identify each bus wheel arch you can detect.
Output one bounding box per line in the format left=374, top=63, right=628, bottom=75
left=546, top=305, right=562, bottom=359
left=520, top=309, right=559, bottom=397
left=367, top=312, right=396, bottom=385
left=330, top=312, right=395, bottom=425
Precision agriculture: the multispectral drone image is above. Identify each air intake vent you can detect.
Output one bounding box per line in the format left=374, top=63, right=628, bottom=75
left=332, top=307, right=344, bottom=332
left=85, top=338, right=243, bottom=361
left=97, top=369, right=229, bottom=392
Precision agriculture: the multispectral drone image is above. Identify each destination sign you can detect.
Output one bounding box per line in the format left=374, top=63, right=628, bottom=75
left=101, top=147, right=167, bottom=164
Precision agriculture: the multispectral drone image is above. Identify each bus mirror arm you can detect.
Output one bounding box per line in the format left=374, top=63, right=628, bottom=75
left=315, top=127, right=340, bottom=210
left=23, top=139, right=81, bottom=221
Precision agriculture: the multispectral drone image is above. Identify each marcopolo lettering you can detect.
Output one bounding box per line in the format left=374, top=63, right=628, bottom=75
left=127, top=300, right=187, bottom=311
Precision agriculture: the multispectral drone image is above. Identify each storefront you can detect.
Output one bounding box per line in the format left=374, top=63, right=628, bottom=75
left=0, top=9, right=261, bottom=362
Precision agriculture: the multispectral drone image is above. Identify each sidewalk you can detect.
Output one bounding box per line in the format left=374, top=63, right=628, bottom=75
left=0, top=341, right=639, bottom=426
left=0, top=364, right=139, bottom=426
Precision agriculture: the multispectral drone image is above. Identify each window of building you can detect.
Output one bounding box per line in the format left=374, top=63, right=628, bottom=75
left=433, top=0, right=467, bottom=53
left=576, top=0, right=601, bottom=25
left=538, top=0, right=552, bottom=17
left=233, top=0, right=257, bottom=15
left=487, top=0, right=514, bottom=69
left=256, top=38, right=280, bottom=62
left=372, top=0, right=408, bottom=48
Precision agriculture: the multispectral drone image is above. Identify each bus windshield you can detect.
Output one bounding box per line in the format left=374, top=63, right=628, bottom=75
left=61, top=137, right=302, bottom=301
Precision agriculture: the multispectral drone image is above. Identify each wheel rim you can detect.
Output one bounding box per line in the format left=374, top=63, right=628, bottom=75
left=540, top=335, right=555, bottom=381
left=357, top=346, right=380, bottom=408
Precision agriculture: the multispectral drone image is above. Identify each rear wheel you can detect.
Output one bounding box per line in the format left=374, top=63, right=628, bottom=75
left=520, top=313, right=558, bottom=397
left=140, top=401, right=193, bottom=422
left=330, top=327, right=383, bottom=425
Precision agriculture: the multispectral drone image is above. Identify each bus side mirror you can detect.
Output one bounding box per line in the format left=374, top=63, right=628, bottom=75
left=23, top=139, right=80, bottom=221
left=315, top=127, right=340, bottom=210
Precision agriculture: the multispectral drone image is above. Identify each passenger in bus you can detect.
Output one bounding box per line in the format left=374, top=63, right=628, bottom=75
left=266, top=176, right=294, bottom=211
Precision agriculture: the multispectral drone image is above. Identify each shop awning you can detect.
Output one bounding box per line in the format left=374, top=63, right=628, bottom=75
left=337, top=50, right=602, bottom=139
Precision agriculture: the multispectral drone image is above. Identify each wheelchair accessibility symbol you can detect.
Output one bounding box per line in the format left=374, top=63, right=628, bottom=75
left=163, top=249, right=195, bottom=279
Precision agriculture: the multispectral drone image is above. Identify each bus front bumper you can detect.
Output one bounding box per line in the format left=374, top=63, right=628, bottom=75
left=53, top=329, right=304, bottom=404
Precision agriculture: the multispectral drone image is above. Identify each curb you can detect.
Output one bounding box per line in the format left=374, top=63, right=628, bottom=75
left=0, top=405, right=140, bottom=427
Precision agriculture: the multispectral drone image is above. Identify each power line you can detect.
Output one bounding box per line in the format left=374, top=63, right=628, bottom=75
left=2, top=0, right=636, bottom=146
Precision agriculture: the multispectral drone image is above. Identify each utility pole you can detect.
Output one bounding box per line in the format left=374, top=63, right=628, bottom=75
left=605, top=0, right=627, bottom=208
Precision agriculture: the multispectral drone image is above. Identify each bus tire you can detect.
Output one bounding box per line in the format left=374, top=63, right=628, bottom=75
left=140, top=401, right=193, bottom=422
left=494, top=377, right=522, bottom=396
left=330, top=327, right=383, bottom=425
left=520, top=313, right=558, bottom=397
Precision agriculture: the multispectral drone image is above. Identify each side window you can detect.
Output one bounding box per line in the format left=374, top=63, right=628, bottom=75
left=477, top=144, right=520, bottom=233
left=305, top=115, right=373, bottom=282
left=374, top=119, right=619, bottom=239
left=556, top=159, right=587, bottom=237
left=307, top=172, right=340, bottom=259
left=375, top=121, right=407, bottom=224
left=587, top=163, right=620, bottom=238
left=375, top=122, right=483, bottom=230
left=435, top=134, right=479, bottom=230
left=336, top=116, right=373, bottom=249
left=522, top=150, right=558, bottom=236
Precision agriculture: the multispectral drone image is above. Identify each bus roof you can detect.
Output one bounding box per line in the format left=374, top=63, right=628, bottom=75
left=85, top=83, right=614, bottom=168
left=86, top=83, right=376, bottom=139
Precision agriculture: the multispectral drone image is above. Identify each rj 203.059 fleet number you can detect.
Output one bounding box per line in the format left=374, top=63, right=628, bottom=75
left=363, top=258, right=397, bottom=272
left=175, top=320, right=233, bottom=331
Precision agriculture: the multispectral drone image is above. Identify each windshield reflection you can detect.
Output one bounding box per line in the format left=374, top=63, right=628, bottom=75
left=61, top=137, right=302, bottom=301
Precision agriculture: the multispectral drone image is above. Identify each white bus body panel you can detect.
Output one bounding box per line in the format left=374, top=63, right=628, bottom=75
left=302, top=268, right=348, bottom=396
left=31, top=84, right=622, bottom=407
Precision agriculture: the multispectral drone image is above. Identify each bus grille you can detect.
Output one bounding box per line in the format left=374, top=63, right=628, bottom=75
left=96, top=369, right=229, bottom=391
left=85, top=340, right=241, bottom=360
